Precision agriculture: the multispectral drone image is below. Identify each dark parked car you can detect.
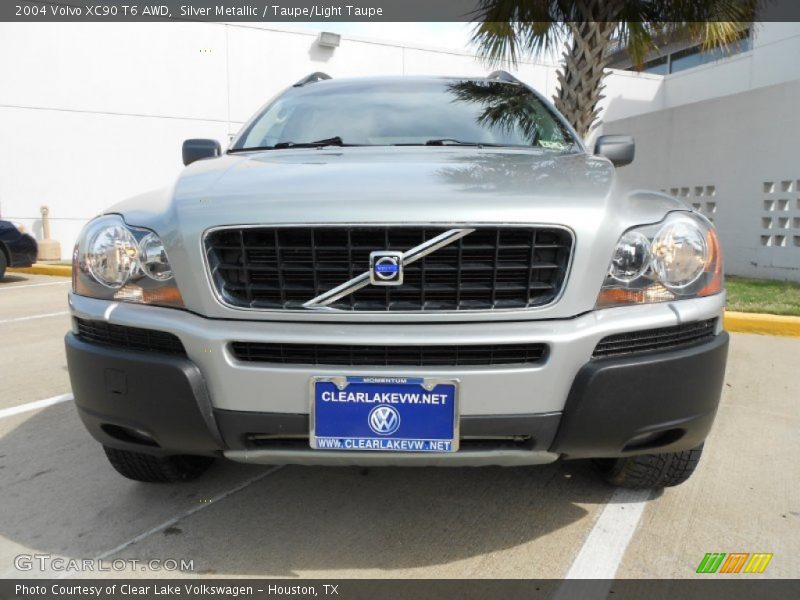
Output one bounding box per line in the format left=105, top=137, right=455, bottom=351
left=0, top=219, right=38, bottom=279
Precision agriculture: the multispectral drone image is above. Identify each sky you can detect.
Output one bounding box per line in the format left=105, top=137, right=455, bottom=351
left=278, top=22, right=477, bottom=52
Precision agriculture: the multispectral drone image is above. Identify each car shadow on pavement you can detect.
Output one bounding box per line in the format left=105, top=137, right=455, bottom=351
left=0, top=402, right=616, bottom=577
left=0, top=275, right=31, bottom=285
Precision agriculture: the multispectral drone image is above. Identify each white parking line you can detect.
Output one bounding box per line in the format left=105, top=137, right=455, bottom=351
left=0, top=393, right=74, bottom=419
left=0, top=280, right=70, bottom=291
left=59, top=465, right=284, bottom=579
left=551, top=488, right=651, bottom=599
left=563, top=488, right=651, bottom=578
left=0, top=310, right=69, bottom=325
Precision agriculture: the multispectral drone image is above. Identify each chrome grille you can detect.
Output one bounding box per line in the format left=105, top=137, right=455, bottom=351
left=205, top=226, right=572, bottom=311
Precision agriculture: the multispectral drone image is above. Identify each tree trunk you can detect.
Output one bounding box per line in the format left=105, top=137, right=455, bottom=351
left=553, top=3, right=620, bottom=139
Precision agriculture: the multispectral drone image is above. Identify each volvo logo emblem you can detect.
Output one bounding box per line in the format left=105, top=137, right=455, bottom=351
left=369, top=251, right=404, bottom=286
left=368, top=405, right=401, bottom=435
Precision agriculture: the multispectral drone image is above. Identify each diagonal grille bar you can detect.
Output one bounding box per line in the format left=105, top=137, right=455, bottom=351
left=302, top=227, right=475, bottom=308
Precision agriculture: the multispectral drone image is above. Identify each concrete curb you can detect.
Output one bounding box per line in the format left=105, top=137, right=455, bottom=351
left=724, top=311, right=800, bottom=338
left=6, top=264, right=800, bottom=338
left=8, top=264, right=72, bottom=277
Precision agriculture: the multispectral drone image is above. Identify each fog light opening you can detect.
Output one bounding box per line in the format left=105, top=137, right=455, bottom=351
left=101, top=424, right=159, bottom=447
left=622, top=428, right=684, bottom=452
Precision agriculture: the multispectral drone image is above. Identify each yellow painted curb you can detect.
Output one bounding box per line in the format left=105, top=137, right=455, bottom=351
left=725, top=311, right=800, bottom=338
left=8, top=264, right=72, bottom=277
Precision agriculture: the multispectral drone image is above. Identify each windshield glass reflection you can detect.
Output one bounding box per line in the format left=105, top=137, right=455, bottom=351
left=233, top=79, right=579, bottom=151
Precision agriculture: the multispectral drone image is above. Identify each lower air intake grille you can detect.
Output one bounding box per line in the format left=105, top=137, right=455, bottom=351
left=230, top=342, right=548, bottom=367
left=592, top=318, right=718, bottom=359
left=75, top=318, right=186, bottom=356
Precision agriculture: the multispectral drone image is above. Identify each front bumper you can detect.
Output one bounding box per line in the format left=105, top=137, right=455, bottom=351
left=65, top=293, right=729, bottom=466
left=67, top=292, right=725, bottom=416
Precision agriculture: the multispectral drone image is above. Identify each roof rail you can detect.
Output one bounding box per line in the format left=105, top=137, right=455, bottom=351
left=293, top=72, right=332, bottom=87
left=487, top=70, right=522, bottom=84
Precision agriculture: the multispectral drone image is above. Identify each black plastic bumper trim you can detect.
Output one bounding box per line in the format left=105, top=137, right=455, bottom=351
left=65, top=334, right=223, bottom=456
left=550, top=332, right=729, bottom=459
left=214, top=409, right=562, bottom=452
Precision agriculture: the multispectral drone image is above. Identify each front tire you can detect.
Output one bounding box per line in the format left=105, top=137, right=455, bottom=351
left=0, top=251, right=7, bottom=280
left=103, top=446, right=214, bottom=483
left=596, top=444, right=704, bottom=489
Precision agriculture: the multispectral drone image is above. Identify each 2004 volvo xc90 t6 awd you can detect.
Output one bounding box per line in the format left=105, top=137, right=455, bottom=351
left=66, top=73, right=728, bottom=488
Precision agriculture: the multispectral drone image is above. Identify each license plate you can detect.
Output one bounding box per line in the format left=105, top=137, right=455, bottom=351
left=310, top=376, right=458, bottom=452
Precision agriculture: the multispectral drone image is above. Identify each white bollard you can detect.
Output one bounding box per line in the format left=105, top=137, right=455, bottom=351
left=37, top=205, right=62, bottom=261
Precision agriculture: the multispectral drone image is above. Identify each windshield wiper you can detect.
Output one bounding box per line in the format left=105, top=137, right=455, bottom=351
left=424, top=138, right=485, bottom=146
left=228, top=145, right=275, bottom=153
left=393, top=139, right=508, bottom=147
left=229, top=136, right=354, bottom=153
left=273, top=136, right=347, bottom=149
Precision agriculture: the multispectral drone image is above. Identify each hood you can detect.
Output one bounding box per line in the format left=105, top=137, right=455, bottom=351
left=113, top=147, right=628, bottom=229
left=113, top=147, right=687, bottom=232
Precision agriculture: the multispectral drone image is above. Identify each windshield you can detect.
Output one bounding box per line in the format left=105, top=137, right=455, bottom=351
left=231, top=79, right=580, bottom=152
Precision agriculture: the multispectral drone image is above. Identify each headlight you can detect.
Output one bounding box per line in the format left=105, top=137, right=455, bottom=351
left=139, top=233, right=173, bottom=281
left=11, top=221, right=28, bottom=235
left=73, top=215, right=184, bottom=308
left=651, top=220, right=707, bottom=289
left=87, top=224, right=139, bottom=288
left=596, top=212, right=722, bottom=308
left=609, top=231, right=651, bottom=283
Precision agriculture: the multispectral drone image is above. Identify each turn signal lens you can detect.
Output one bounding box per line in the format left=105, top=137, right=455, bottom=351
left=595, top=284, right=674, bottom=308
left=114, top=284, right=185, bottom=308
left=698, top=228, right=723, bottom=297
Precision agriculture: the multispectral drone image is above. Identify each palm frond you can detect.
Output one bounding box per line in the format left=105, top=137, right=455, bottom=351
left=660, top=0, right=761, bottom=50
left=469, top=0, right=570, bottom=67
left=614, top=21, right=656, bottom=69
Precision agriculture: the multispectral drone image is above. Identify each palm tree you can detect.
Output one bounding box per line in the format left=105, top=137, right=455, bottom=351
left=471, top=0, right=759, bottom=138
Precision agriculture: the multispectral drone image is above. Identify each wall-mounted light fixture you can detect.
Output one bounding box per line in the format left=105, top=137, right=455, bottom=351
left=316, top=32, right=341, bottom=48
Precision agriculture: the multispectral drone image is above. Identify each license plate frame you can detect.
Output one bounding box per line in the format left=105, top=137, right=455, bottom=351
left=310, top=376, right=460, bottom=453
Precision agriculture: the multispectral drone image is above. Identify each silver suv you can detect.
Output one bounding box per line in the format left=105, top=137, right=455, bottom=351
left=66, top=73, right=728, bottom=489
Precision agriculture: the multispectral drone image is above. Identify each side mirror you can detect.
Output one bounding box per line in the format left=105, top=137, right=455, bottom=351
left=182, top=139, right=221, bottom=166
left=594, top=135, right=635, bottom=167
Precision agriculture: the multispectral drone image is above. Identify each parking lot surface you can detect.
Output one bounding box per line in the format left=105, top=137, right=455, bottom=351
left=0, top=274, right=798, bottom=579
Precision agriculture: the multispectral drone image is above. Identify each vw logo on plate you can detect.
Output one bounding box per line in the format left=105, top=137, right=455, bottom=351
left=368, top=405, right=401, bottom=435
